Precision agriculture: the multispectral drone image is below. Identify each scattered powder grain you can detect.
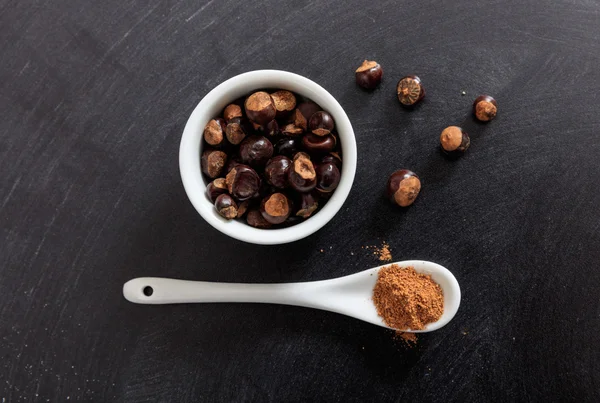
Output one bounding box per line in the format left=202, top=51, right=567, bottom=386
left=395, top=331, right=418, bottom=347
left=373, top=242, right=392, bottom=262
left=360, top=241, right=393, bottom=261
left=373, top=264, right=444, bottom=330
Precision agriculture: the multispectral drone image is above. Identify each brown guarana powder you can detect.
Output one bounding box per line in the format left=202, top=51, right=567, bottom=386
left=373, top=264, right=444, bottom=330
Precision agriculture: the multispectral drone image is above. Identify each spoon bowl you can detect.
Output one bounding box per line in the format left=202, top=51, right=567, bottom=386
left=123, top=260, right=461, bottom=332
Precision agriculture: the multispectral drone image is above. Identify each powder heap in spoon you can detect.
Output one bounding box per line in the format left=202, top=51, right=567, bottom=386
left=373, top=264, right=444, bottom=330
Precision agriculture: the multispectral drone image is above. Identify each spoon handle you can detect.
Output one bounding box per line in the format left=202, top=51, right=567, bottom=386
left=123, top=277, right=313, bottom=305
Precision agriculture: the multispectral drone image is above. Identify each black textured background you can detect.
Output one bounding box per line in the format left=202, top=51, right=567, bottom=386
left=2, top=0, right=600, bottom=401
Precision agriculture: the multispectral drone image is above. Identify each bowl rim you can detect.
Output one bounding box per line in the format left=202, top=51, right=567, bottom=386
left=179, top=69, right=357, bottom=245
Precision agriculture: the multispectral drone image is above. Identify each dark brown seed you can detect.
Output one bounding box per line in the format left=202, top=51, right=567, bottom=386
left=320, top=152, right=342, bottom=170
left=297, top=101, right=321, bottom=122
left=293, top=109, right=307, bottom=131
left=245, top=91, right=276, bottom=125
left=274, top=138, right=300, bottom=158
left=223, top=104, right=243, bottom=121
left=203, top=118, right=227, bottom=146
left=440, top=126, right=470, bottom=156
left=473, top=95, right=498, bottom=122
left=206, top=178, right=228, bottom=203
left=397, top=76, right=425, bottom=106
left=315, top=162, right=341, bottom=193
left=296, top=192, right=319, bottom=219
left=239, top=135, right=274, bottom=166
left=215, top=194, right=238, bottom=219
left=260, top=193, right=292, bottom=224
left=309, top=111, right=335, bottom=136
left=237, top=200, right=250, bottom=218
left=386, top=170, right=421, bottom=207
left=355, top=60, right=383, bottom=89
left=288, top=152, right=317, bottom=192
left=225, top=165, right=261, bottom=201
left=270, top=90, right=296, bottom=118
left=262, top=120, right=280, bottom=136
left=246, top=208, right=272, bottom=228
left=225, top=117, right=247, bottom=145
left=302, top=133, right=336, bottom=154
left=201, top=150, right=227, bottom=178
left=264, top=155, right=292, bottom=189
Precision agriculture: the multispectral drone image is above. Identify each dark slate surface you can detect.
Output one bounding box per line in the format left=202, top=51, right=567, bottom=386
left=1, top=0, right=600, bottom=401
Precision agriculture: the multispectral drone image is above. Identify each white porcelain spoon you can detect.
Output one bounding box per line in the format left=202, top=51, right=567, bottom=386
left=123, top=260, right=461, bottom=332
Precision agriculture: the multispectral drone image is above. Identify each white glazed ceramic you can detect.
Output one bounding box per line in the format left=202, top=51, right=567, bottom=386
left=179, top=70, right=357, bottom=245
left=123, top=260, right=461, bottom=333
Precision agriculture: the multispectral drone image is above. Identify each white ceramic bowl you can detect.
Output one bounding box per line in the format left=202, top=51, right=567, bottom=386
left=179, top=70, right=357, bottom=245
